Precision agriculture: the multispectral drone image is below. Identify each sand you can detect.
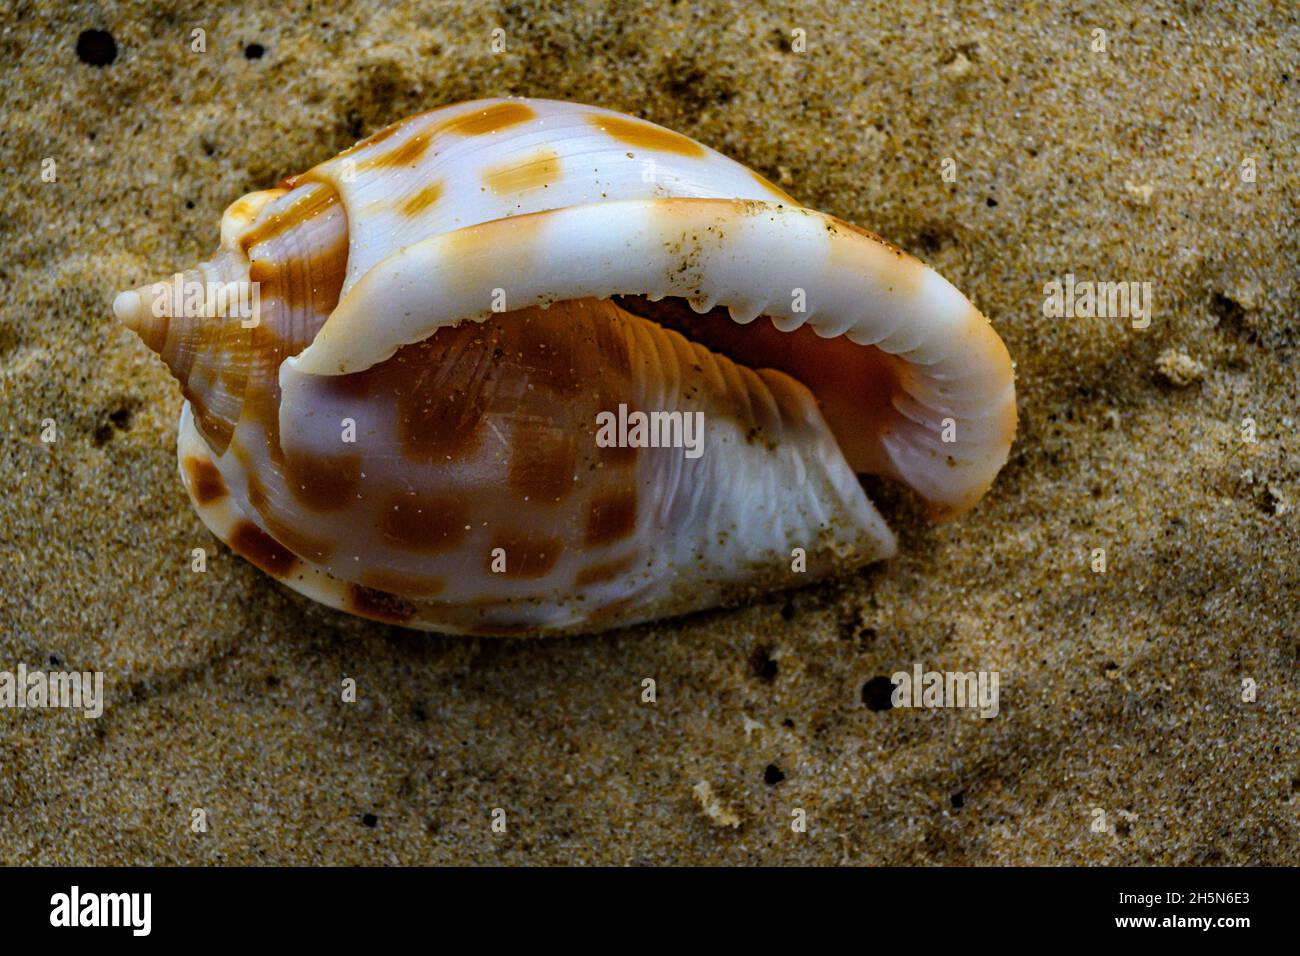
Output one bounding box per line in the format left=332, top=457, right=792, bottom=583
left=0, top=0, right=1296, bottom=864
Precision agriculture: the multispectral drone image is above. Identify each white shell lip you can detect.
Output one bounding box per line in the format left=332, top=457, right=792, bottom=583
left=286, top=197, right=1017, bottom=518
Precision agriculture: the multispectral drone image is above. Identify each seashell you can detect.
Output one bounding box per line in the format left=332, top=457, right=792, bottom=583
left=114, top=98, right=1016, bottom=635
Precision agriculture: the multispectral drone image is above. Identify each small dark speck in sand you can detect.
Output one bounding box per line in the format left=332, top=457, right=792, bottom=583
left=861, top=676, right=895, bottom=712
left=751, top=646, right=779, bottom=681
left=76, top=30, right=117, bottom=66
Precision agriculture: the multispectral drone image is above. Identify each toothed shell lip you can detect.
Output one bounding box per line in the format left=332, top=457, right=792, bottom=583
left=287, top=197, right=1016, bottom=517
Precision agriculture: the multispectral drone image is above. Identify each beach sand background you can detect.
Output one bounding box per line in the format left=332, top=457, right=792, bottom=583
left=1, top=0, right=1296, bottom=864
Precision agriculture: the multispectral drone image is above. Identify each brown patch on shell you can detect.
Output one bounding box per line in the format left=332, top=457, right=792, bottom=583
left=488, top=531, right=563, bottom=579
left=358, top=128, right=436, bottom=171
left=284, top=451, right=362, bottom=511
left=244, top=472, right=337, bottom=562
left=301, top=329, right=496, bottom=464
left=396, top=366, right=487, bottom=462
left=482, top=148, right=561, bottom=195
left=228, top=521, right=299, bottom=578
left=357, top=102, right=538, bottom=173
left=191, top=393, right=237, bottom=452
left=588, top=113, right=706, bottom=158
left=239, top=185, right=341, bottom=257
left=508, top=428, right=577, bottom=502
left=249, top=232, right=349, bottom=317
left=510, top=311, right=583, bottom=396
left=347, top=583, right=417, bottom=624
left=184, top=455, right=227, bottom=505
left=399, top=180, right=444, bottom=216
left=442, top=100, right=536, bottom=136
left=585, top=488, right=639, bottom=546
left=377, top=491, right=470, bottom=554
